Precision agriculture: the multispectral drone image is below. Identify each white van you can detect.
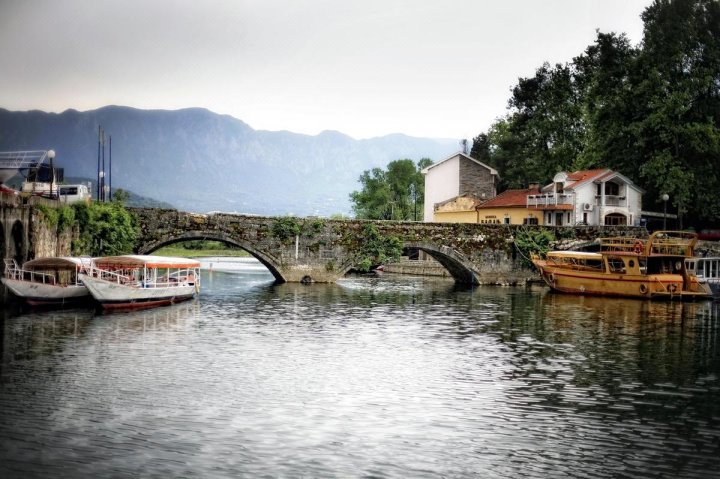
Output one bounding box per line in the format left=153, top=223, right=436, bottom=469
left=58, top=184, right=92, bottom=204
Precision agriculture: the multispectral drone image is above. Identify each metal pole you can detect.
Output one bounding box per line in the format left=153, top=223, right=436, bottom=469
left=109, top=136, right=112, bottom=201
left=97, top=126, right=101, bottom=200
left=101, top=130, right=106, bottom=201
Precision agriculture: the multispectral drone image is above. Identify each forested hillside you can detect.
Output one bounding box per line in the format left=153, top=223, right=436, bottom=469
left=470, top=0, right=720, bottom=228
left=0, top=107, right=457, bottom=216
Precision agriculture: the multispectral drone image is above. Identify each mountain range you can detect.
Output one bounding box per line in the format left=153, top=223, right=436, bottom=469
left=0, top=106, right=459, bottom=216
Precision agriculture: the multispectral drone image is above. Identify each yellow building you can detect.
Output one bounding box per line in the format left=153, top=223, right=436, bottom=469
left=433, top=188, right=545, bottom=224
left=433, top=194, right=485, bottom=223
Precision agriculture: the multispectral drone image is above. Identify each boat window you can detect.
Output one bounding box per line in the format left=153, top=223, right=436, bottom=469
left=628, top=259, right=635, bottom=268
left=608, top=257, right=625, bottom=273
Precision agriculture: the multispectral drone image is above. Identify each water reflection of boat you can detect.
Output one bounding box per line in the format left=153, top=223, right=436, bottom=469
left=532, top=231, right=712, bottom=300
left=80, top=255, right=201, bottom=311
left=2, top=257, right=91, bottom=307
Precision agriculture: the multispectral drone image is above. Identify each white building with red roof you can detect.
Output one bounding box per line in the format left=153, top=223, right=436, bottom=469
left=527, top=169, right=644, bottom=226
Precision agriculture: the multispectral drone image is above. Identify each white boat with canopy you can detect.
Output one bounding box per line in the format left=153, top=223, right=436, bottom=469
left=2, top=257, right=91, bottom=306
left=685, top=256, right=720, bottom=297
left=80, top=255, right=201, bottom=310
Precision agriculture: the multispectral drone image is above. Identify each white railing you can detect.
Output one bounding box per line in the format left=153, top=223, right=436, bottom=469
left=527, top=193, right=575, bottom=207
left=3, top=259, right=57, bottom=285
left=599, top=195, right=627, bottom=207
left=87, top=267, right=199, bottom=289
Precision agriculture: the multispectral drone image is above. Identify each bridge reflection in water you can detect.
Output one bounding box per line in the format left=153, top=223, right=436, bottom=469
left=1, top=271, right=719, bottom=478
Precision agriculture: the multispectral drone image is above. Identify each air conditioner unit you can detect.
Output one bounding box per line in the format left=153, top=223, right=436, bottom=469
left=583, top=203, right=594, bottom=211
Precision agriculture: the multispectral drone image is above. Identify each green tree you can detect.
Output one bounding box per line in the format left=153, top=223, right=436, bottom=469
left=112, top=188, right=131, bottom=205
left=469, top=0, right=720, bottom=227
left=72, top=202, right=138, bottom=256
left=633, top=0, right=720, bottom=226
left=350, top=158, right=431, bottom=220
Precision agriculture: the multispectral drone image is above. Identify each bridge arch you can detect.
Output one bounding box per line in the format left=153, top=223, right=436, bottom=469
left=138, top=230, right=288, bottom=282
left=404, top=242, right=480, bottom=284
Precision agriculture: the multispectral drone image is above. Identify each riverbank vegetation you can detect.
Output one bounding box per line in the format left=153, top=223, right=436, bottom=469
left=71, top=201, right=138, bottom=256
left=35, top=201, right=138, bottom=256
left=154, top=241, right=249, bottom=258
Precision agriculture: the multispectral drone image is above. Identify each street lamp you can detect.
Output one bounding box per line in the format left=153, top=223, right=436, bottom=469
left=409, top=183, right=417, bottom=221
left=661, top=193, right=669, bottom=230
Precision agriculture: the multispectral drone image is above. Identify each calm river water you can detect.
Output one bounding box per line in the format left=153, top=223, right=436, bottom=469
left=1, top=261, right=719, bottom=478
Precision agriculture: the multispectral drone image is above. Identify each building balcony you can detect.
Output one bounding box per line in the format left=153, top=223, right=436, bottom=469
left=527, top=193, right=575, bottom=208
left=598, top=195, right=627, bottom=207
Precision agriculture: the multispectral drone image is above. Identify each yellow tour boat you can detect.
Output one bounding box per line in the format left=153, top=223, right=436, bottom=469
left=531, top=230, right=712, bottom=300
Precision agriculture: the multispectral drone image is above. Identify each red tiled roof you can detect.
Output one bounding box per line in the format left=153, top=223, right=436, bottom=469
left=566, top=169, right=608, bottom=183
left=476, top=188, right=538, bottom=208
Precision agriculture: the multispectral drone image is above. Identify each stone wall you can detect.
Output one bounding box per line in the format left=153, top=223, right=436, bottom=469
left=1, top=202, right=76, bottom=302
left=459, top=156, right=496, bottom=199
left=29, top=208, right=75, bottom=259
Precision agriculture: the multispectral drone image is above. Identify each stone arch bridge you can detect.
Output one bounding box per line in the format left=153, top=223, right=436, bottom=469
left=131, top=208, right=567, bottom=284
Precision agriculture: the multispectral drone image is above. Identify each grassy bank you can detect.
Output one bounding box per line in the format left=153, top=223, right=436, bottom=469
left=154, top=241, right=249, bottom=258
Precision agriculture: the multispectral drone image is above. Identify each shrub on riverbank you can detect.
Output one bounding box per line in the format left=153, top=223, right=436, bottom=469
left=72, top=202, right=138, bottom=256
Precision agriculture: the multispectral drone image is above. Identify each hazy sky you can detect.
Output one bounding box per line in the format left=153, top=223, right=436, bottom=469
left=0, top=0, right=652, bottom=140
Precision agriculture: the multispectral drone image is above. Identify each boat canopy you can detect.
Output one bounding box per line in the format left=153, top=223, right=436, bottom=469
left=547, top=251, right=602, bottom=258
left=23, top=257, right=90, bottom=270
left=93, top=255, right=201, bottom=269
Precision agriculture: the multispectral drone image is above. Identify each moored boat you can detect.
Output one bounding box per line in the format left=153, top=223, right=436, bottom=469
left=531, top=231, right=712, bottom=300
left=79, top=255, right=201, bottom=310
left=2, top=257, right=91, bottom=306
left=685, top=256, right=720, bottom=297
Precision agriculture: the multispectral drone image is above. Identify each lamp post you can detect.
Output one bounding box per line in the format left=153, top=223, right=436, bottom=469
left=661, top=193, right=669, bottom=230
left=409, top=183, right=417, bottom=221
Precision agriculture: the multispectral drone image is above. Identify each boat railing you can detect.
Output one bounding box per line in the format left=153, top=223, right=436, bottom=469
left=599, top=237, right=644, bottom=253
left=89, top=266, right=198, bottom=288
left=3, top=259, right=57, bottom=285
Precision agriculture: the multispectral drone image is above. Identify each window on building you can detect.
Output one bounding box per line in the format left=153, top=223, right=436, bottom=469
left=504, top=217, right=510, bottom=224
left=605, top=182, right=620, bottom=196
left=604, top=213, right=627, bottom=225
left=523, top=217, right=538, bottom=225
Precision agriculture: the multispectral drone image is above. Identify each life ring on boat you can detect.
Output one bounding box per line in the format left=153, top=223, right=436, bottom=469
left=633, top=241, right=644, bottom=254
left=667, top=284, right=677, bottom=293
left=639, top=284, right=648, bottom=294
left=547, top=273, right=555, bottom=283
